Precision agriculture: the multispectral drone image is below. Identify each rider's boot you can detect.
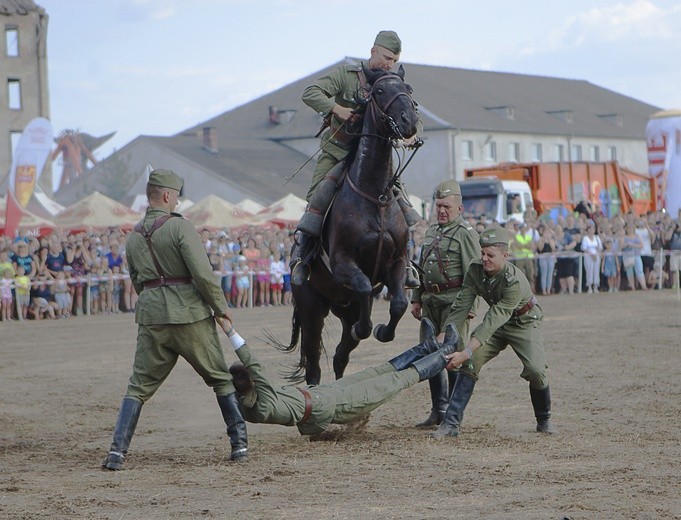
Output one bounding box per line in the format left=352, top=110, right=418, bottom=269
left=290, top=231, right=315, bottom=286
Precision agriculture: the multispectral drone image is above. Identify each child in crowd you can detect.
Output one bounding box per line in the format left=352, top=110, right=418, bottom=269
left=282, top=252, right=292, bottom=306
left=111, top=265, right=123, bottom=313
left=88, top=262, right=102, bottom=314
left=235, top=255, right=250, bottom=308
left=1, top=268, right=14, bottom=321
left=269, top=254, right=286, bottom=306
left=100, top=267, right=113, bottom=313
left=14, top=265, right=31, bottom=320
left=601, top=238, right=619, bottom=292
left=0, top=249, right=15, bottom=278
left=52, top=270, right=72, bottom=318
left=30, top=275, right=56, bottom=320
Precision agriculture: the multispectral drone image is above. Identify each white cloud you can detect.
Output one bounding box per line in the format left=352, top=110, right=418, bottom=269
left=520, top=0, right=681, bottom=56
left=116, top=0, right=177, bottom=22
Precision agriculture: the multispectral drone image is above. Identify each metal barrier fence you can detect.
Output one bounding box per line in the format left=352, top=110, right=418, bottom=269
left=4, top=252, right=680, bottom=320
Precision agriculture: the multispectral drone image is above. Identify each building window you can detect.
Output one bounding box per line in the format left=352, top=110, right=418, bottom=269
left=607, top=146, right=617, bottom=161
left=484, top=141, right=497, bottom=161
left=8, top=79, right=21, bottom=109
left=570, top=144, right=582, bottom=161
left=554, top=144, right=565, bottom=161
left=531, top=143, right=543, bottom=162
left=590, top=145, right=600, bottom=162
left=508, top=142, right=520, bottom=162
left=10, top=131, right=22, bottom=161
left=5, top=27, right=18, bottom=57
left=461, top=140, right=473, bottom=161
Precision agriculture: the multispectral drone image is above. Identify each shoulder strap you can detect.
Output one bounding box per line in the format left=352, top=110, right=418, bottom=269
left=133, top=214, right=176, bottom=279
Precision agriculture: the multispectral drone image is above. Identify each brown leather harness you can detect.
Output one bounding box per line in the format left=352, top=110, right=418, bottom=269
left=133, top=214, right=192, bottom=290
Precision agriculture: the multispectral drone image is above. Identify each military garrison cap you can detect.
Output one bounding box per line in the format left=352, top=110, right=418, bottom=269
left=435, top=179, right=462, bottom=199
left=374, top=30, right=402, bottom=54
left=148, top=169, right=184, bottom=192
left=479, top=227, right=510, bottom=247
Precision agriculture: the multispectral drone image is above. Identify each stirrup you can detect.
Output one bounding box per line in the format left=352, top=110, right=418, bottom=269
left=291, top=260, right=311, bottom=286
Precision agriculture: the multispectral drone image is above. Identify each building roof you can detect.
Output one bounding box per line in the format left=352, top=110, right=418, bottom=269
left=0, top=0, right=43, bottom=15
left=55, top=58, right=661, bottom=205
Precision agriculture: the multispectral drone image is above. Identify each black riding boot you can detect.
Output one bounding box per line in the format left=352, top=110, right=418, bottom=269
left=415, top=370, right=449, bottom=428
left=290, top=231, right=315, bottom=286
left=102, top=397, right=143, bottom=470
left=217, top=393, right=249, bottom=462
left=411, top=350, right=449, bottom=381
left=430, top=373, right=476, bottom=439
left=530, top=386, right=557, bottom=434
left=405, top=264, right=421, bottom=290
left=389, top=322, right=459, bottom=371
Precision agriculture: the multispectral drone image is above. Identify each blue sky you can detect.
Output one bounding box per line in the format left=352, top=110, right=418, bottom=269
left=39, top=0, right=681, bottom=160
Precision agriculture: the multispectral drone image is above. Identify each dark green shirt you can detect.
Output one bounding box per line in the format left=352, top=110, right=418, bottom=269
left=126, top=207, right=229, bottom=325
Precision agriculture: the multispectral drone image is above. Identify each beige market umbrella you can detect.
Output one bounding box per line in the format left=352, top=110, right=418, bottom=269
left=183, top=195, right=257, bottom=230
left=54, top=191, right=142, bottom=231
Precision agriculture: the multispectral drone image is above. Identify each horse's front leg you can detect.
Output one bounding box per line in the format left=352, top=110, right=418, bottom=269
left=331, top=304, right=361, bottom=379
left=332, top=256, right=374, bottom=341
left=373, top=256, right=409, bottom=343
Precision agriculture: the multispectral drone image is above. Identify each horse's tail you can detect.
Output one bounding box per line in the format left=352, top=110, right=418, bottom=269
left=264, top=304, right=307, bottom=383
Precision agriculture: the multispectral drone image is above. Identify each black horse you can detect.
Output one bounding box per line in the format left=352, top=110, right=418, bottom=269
left=283, top=64, right=420, bottom=385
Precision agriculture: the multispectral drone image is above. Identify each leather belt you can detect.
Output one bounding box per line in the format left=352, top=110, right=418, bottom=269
left=143, top=276, right=192, bottom=289
left=297, top=387, right=313, bottom=425
left=329, top=123, right=355, bottom=145
left=512, top=296, right=537, bottom=317
left=423, top=277, right=463, bottom=294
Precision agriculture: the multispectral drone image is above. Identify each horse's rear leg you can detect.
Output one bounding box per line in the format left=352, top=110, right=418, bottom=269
left=374, top=257, right=409, bottom=343
left=295, top=285, right=330, bottom=385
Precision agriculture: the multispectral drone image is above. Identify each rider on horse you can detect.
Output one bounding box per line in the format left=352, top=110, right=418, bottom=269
left=291, top=30, right=423, bottom=286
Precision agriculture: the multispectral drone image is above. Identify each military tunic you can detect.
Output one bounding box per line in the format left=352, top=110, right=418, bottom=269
left=125, top=207, right=235, bottom=401
left=447, top=260, right=549, bottom=389
left=301, top=62, right=423, bottom=200
left=234, top=344, right=420, bottom=435
left=302, top=64, right=370, bottom=200
left=411, top=215, right=481, bottom=335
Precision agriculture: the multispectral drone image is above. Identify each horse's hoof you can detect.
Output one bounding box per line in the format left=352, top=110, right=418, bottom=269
left=351, top=324, right=370, bottom=341
left=373, top=324, right=395, bottom=343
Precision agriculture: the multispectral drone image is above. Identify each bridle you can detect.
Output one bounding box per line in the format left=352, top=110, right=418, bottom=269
left=361, top=73, right=416, bottom=141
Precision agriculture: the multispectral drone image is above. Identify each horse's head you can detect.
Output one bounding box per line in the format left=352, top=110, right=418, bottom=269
left=360, top=62, right=419, bottom=141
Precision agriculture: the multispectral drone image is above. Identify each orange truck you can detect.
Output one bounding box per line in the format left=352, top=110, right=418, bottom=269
left=462, top=161, right=658, bottom=222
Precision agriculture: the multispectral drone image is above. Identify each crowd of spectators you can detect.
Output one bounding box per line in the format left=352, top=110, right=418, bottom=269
left=1, top=203, right=680, bottom=323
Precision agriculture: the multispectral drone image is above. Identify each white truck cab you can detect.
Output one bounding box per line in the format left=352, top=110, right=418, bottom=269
left=460, top=177, right=533, bottom=223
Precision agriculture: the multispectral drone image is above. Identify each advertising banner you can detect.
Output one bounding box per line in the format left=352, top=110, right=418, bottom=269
left=646, top=109, right=681, bottom=217
left=4, top=117, right=54, bottom=237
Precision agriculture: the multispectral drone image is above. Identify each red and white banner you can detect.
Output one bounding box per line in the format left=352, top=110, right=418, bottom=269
left=646, top=109, right=681, bottom=217
left=4, top=117, right=54, bottom=237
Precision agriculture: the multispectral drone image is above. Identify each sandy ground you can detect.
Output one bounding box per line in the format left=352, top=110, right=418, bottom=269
left=1, top=290, right=680, bottom=520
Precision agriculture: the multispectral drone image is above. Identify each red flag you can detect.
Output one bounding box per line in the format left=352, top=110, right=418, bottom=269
left=4, top=191, right=28, bottom=238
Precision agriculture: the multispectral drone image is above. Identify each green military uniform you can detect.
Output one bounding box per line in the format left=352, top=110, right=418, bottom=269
left=301, top=30, right=405, bottom=200
left=447, top=258, right=547, bottom=389
left=448, top=229, right=548, bottom=389
left=412, top=214, right=481, bottom=333
left=411, top=180, right=480, bottom=426
left=125, top=205, right=235, bottom=400
left=102, top=169, right=247, bottom=471
left=301, top=64, right=371, bottom=200
left=430, top=227, right=555, bottom=439
left=234, top=344, right=423, bottom=435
